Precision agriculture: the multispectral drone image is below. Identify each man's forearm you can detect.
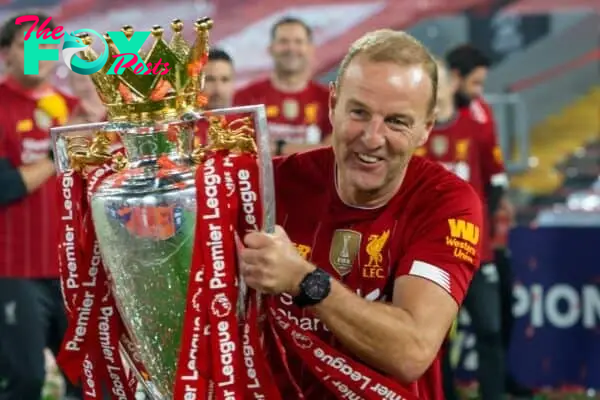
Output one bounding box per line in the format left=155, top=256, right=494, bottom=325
left=311, top=279, right=430, bottom=383
left=18, top=158, right=55, bottom=193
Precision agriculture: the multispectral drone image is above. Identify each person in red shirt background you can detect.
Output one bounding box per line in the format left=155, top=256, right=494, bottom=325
left=234, top=17, right=331, bottom=156
left=0, top=12, right=83, bottom=400
left=239, top=29, right=483, bottom=399
left=194, top=48, right=238, bottom=146
left=67, top=71, right=106, bottom=124
left=419, top=59, right=508, bottom=400
left=445, top=45, right=532, bottom=397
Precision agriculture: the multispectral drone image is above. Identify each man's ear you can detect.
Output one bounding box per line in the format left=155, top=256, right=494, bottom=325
left=0, top=48, right=10, bottom=67
left=418, top=111, right=437, bottom=146
left=450, top=69, right=462, bottom=83
left=267, top=42, right=274, bottom=58
left=328, top=82, right=337, bottom=125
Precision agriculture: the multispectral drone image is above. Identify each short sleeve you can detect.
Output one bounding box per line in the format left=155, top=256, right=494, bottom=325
left=396, top=184, right=484, bottom=305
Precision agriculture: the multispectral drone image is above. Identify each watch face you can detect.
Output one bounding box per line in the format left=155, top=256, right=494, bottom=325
left=304, top=270, right=330, bottom=301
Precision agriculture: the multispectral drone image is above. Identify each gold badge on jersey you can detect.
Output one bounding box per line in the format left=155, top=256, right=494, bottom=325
left=455, top=139, right=470, bottom=161
left=16, top=119, right=33, bottom=133
left=493, top=146, right=504, bottom=164
left=431, top=135, right=448, bottom=156
left=282, top=98, right=299, bottom=120
left=266, top=105, right=279, bottom=118
left=304, top=103, right=318, bottom=124
left=362, top=230, right=390, bottom=279
left=329, top=229, right=362, bottom=276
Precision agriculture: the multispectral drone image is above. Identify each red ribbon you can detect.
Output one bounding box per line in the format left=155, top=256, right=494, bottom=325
left=57, top=157, right=139, bottom=400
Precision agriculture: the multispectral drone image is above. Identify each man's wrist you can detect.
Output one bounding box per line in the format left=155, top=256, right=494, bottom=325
left=290, top=261, right=317, bottom=296
left=292, top=265, right=331, bottom=308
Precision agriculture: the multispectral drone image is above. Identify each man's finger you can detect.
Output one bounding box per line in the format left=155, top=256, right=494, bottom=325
left=243, top=231, right=273, bottom=249
left=239, top=247, right=264, bottom=266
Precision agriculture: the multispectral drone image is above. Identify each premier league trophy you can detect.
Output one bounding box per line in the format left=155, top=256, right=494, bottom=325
left=51, top=17, right=275, bottom=400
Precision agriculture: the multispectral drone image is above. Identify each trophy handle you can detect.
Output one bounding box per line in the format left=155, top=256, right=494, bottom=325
left=197, top=105, right=276, bottom=234
left=50, top=122, right=128, bottom=174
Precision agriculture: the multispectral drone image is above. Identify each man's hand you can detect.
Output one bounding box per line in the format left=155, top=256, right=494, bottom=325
left=240, top=225, right=315, bottom=294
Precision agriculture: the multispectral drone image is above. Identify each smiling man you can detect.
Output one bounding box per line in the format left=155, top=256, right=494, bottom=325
left=234, top=17, right=331, bottom=155
left=240, top=29, right=483, bottom=399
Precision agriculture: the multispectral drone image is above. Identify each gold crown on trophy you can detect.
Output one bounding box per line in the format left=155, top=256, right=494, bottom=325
left=77, top=17, right=214, bottom=122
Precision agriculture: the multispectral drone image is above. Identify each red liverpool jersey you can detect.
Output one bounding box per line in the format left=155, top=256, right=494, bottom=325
left=269, top=148, right=483, bottom=400
left=0, top=78, right=79, bottom=278
left=234, top=78, right=331, bottom=144
left=419, top=112, right=505, bottom=262
left=461, top=97, right=494, bottom=130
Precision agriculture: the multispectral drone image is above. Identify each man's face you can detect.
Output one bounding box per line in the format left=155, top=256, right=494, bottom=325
left=69, top=72, right=97, bottom=100
left=457, top=66, right=487, bottom=100
left=203, top=59, right=234, bottom=109
left=330, top=56, right=435, bottom=199
left=269, top=23, right=313, bottom=75
left=4, top=26, right=56, bottom=87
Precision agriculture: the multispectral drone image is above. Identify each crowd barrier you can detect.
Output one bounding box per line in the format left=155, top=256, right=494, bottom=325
left=454, top=226, right=600, bottom=389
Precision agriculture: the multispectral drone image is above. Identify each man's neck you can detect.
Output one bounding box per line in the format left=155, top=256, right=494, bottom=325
left=271, top=71, right=310, bottom=93
left=335, top=165, right=407, bottom=209
left=5, top=72, right=49, bottom=94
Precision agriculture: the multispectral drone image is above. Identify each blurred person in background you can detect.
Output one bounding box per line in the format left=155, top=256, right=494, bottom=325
left=419, top=58, right=509, bottom=400
left=0, top=12, right=83, bottom=400
left=204, top=48, right=235, bottom=110
left=234, top=16, right=331, bottom=155
left=67, top=71, right=105, bottom=124
left=195, top=48, right=237, bottom=145
left=445, top=45, right=532, bottom=397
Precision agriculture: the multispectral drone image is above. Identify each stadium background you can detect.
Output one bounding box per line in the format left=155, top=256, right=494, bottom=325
left=0, top=0, right=598, bottom=398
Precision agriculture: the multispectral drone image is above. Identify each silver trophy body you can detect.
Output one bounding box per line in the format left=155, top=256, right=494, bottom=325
left=52, top=105, right=274, bottom=399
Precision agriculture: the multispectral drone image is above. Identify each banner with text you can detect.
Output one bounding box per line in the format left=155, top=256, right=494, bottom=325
left=454, top=227, right=600, bottom=389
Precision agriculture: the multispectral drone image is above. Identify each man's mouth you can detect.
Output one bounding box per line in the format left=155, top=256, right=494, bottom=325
left=355, top=152, right=383, bottom=165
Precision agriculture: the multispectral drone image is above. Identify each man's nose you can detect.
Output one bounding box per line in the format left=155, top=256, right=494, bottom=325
left=362, top=118, right=386, bottom=149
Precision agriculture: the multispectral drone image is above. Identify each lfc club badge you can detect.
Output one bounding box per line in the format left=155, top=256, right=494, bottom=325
left=282, top=98, right=299, bottom=120
left=362, top=230, right=390, bottom=279
left=329, top=229, right=362, bottom=277
left=431, top=135, right=448, bottom=157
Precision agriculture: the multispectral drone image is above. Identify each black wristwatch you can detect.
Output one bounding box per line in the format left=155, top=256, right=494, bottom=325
left=293, top=268, right=331, bottom=308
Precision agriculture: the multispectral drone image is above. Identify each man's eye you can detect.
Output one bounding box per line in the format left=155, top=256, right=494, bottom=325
left=349, top=109, right=366, bottom=118
left=387, top=118, right=408, bottom=128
